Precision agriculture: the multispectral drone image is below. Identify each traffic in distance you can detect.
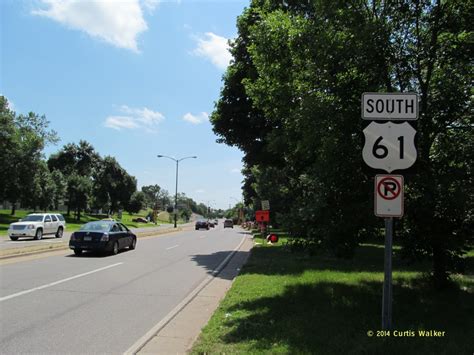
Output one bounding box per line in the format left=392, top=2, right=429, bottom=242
left=195, top=218, right=233, bottom=230
left=6, top=213, right=235, bottom=257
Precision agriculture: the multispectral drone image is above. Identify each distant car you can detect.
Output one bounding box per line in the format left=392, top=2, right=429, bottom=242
left=208, top=221, right=215, bottom=228
left=214, top=219, right=218, bottom=225
left=132, top=217, right=148, bottom=223
left=195, top=220, right=209, bottom=230
left=8, top=213, right=66, bottom=241
left=224, top=219, right=234, bottom=228
left=69, top=221, right=136, bottom=256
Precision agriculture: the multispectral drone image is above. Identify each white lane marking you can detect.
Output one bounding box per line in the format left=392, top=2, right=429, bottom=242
left=166, top=245, right=179, bottom=250
left=199, top=235, right=206, bottom=239
left=0, top=262, right=123, bottom=302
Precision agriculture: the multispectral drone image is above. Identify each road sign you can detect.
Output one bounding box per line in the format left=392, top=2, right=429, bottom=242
left=362, top=93, right=418, bottom=120
left=375, top=175, right=404, bottom=217
left=256, top=210, right=270, bottom=222
left=363, top=121, right=417, bottom=173
left=261, top=200, right=270, bottom=210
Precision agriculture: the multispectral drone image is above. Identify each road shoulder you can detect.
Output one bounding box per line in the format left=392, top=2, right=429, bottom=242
left=131, top=234, right=253, bottom=354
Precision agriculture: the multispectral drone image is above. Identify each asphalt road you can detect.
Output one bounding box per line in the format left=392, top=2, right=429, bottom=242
left=0, top=222, right=245, bottom=354
left=0, top=224, right=176, bottom=251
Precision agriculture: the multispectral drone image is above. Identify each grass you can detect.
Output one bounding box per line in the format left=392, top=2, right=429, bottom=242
left=0, top=209, right=174, bottom=237
left=191, top=236, right=474, bottom=355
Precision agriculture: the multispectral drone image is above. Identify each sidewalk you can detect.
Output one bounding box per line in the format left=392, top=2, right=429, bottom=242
left=129, top=234, right=254, bottom=355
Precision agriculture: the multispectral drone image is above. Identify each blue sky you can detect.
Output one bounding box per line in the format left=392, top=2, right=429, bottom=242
left=1, top=0, right=249, bottom=210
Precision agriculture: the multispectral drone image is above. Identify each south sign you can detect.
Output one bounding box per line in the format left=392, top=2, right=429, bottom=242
left=362, top=93, right=418, bottom=120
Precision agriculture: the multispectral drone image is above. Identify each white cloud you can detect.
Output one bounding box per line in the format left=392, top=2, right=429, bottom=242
left=104, top=105, right=164, bottom=131
left=142, top=0, right=160, bottom=12
left=195, top=189, right=205, bottom=194
left=193, top=32, right=231, bottom=70
left=182, top=112, right=208, bottom=125
left=230, top=168, right=241, bottom=174
left=32, top=0, right=150, bottom=52
left=104, top=116, right=139, bottom=130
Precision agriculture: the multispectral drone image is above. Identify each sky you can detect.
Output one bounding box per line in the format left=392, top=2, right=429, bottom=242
left=1, top=0, right=249, bottom=210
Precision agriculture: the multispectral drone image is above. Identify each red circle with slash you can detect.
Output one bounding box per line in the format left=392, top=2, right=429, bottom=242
left=377, top=177, right=401, bottom=200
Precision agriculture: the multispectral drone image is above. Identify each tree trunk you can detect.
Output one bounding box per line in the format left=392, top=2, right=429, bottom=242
left=432, top=241, right=448, bottom=288
left=11, top=203, right=16, bottom=216
left=76, top=207, right=81, bottom=221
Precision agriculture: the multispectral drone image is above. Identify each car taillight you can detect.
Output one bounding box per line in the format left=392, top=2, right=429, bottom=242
left=100, top=233, right=109, bottom=241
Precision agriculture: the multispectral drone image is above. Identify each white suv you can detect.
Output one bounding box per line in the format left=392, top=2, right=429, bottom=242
left=8, top=213, right=66, bottom=241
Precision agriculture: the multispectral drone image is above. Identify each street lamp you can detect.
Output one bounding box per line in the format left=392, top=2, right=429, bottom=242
left=157, top=154, right=197, bottom=228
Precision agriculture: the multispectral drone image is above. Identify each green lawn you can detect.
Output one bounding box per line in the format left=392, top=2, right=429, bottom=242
left=0, top=209, right=173, bottom=236
left=191, top=237, right=474, bottom=355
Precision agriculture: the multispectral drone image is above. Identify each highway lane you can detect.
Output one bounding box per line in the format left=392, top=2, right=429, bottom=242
left=0, top=223, right=246, bottom=354
left=0, top=223, right=177, bottom=251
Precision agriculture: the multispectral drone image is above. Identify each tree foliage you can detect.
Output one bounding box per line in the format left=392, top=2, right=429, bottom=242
left=211, top=0, right=473, bottom=286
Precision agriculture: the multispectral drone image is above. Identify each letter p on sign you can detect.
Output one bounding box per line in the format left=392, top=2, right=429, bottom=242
left=375, top=175, right=404, bottom=217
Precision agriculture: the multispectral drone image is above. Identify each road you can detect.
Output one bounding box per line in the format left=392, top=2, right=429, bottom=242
left=0, top=222, right=245, bottom=354
left=0, top=224, right=176, bottom=251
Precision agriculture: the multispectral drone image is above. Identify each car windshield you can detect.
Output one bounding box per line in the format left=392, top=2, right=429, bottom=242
left=21, top=215, right=44, bottom=222
left=79, top=222, right=111, bottom=232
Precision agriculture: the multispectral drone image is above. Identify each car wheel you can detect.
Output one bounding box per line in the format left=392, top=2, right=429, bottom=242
left=74, top=249, right=82, bottom=256
left=129, top=237, right=136, bottom=250
left=112, top=242, right=119, bottom=255
left=10, top=236, right=18, bottom=241
left=34, top=229, right=43, bottom=240
left=56, top=227, right=63, bottom=238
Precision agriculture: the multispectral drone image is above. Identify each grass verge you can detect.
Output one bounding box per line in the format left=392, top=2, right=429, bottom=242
left=191, top=238, right=474, bottom=355
left=0, top=209, right=174, bottom=237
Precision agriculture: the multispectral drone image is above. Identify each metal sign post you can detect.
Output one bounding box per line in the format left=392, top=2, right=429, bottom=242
left=361, top=92, right=418, bottom=331
left=382, top=217, right=393, bottom=330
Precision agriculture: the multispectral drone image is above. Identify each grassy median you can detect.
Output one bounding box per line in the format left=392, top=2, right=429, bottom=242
left=191, top=237, right=474, bottom=354
left=0, top=209, right=173, bottom=237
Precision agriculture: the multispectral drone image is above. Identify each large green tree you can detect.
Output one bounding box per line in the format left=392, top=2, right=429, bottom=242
left=211, top=0, right=473, bottom=286
left=0, top=97, right=58, bottom=214
left=93, top=156, right=137, bottom=214
left=48, top=140, right=100, bottom=216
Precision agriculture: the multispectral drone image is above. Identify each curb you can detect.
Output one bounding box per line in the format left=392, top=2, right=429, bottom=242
left=125, top=235, right=248, bottom=355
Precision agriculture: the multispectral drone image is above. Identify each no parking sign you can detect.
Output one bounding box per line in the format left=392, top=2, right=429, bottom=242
left=375, top=175, right=404, bottom=217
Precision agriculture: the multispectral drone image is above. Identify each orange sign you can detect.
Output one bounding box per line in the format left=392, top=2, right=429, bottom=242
left=256, top=210, right=270, bottom=222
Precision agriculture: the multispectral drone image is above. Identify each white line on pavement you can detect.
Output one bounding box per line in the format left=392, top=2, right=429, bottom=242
left=0, top=262, right=123, bottom=302
left=166, top=245, right=179, bottom=250
left=199, top=235, right=206, bottom=239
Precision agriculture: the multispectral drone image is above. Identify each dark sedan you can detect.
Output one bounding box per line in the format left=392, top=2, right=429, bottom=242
left=195, top=220, right=209, bottom=230
left=69, top=221, right=137, bottom=256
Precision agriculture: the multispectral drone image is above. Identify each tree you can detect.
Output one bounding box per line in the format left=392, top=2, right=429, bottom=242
left=0, top=98, right=58, bottom=214
left=93, top=156, right=137, bottom=214
left=67, top=173, right=92, bottom=220
left=50, top=169, right=67, bottom=210
left=211, top=0, right=473, bottom=286
left=127, top=191, right=146, bottom=214
left=48, top=141, right=100, bottom=215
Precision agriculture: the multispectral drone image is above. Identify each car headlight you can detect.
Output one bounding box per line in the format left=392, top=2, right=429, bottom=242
left=100, top=233, right=109, bottom=242
left=70, top=233, right=76, bottom=241
left=27, top=225, right=35, bottom=229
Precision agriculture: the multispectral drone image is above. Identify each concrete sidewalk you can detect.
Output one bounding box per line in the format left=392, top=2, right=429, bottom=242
left=130, top=234, right=254, bottom=355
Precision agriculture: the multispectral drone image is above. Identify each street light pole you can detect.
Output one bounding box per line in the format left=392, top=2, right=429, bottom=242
left=157, top=155, right=197, bottom=228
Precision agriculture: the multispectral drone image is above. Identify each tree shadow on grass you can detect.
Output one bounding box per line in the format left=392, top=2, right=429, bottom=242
left=190, top=250, right=252, bottom=281
left=217, top=279, right=474, bottom=354
left=190, top=243, right=473, bottom=281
